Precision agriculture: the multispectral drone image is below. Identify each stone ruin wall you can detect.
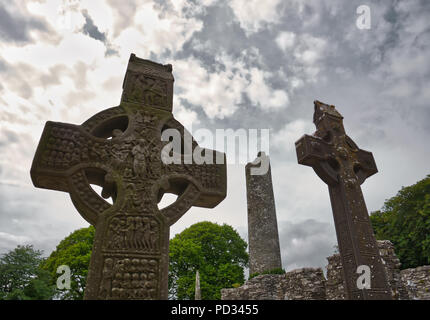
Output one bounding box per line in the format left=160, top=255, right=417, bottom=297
left=221, top=240, right=430, bottom=300
left=325, top=240, right=410, bottom=300
left=221, top=268, right=327, bottom=300
left=401, top=266, right=430, bottom=300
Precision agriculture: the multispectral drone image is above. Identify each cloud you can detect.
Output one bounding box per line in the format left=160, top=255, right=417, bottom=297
left=0, top=58, right=7, bottom=72
left=0, top=61, right=70, bottom=100
left=172, top=51, right=289, bottom=119
left=228, top=0, right=283, bottom=35
left=172, top=56, right=243, bottom=119
left=0, top=2, right=47, bottom=43
left=106, top=0, right=138, bottom=37
left=278, top=219, right=337, bottom=271
left=81, top=9, right=118, bottom=56
left=81, top=9, right=106, bottom=42
left=276, top=31, right=296, bottom=52
left=272, top=119, right=314, bottom=153
left=0, top=231, right=31, bottom=254
left=245, top=67, right=289, bottom=109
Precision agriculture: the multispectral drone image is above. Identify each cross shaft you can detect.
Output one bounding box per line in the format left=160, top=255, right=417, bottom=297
left=295, top=101, right=391, bottom=299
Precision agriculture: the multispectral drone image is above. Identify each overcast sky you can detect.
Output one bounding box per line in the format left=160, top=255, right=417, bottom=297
left=0, top=0, right=429, bottom=274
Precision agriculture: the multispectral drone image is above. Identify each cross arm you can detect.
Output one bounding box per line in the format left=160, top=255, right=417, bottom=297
left=353, top=148, right=378, bottom=185
left=31, top=121, right=82, bottom=191
left=159, top=150, right=227, bottom=226
left=31, top=121, right=113, bottom=225
left=295, top=134, right=339, bottom=186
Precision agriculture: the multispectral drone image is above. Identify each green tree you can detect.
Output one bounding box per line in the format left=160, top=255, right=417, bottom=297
left=169, top=221, right=248, bottom=300
left=41, top=226, right=94, bottom=300
left=0, top=245, right=55, bottom=300
left=370, top=175, right=430, bottom=269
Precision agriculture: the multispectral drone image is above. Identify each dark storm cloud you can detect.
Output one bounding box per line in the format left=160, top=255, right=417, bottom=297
left=0, top=3, right=48, bottom=44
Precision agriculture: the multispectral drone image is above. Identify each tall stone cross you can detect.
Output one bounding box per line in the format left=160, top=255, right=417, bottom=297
left=295, top=101, right=391, bottom=300
left=30, top=54, right=227, bottom=300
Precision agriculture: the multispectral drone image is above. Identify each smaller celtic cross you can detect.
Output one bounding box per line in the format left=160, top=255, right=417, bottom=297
left=295, top=100, right=391, bottom=300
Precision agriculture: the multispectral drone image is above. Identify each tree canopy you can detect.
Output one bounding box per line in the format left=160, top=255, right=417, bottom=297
left=169, top=221, right=248, bottom=300
left=370, top=175, right=430, bottom=269
left=31, top=221, right=248, bottom=300
left=41, top=226, right=95, bottom=300
left=0, top=245, right=55, bottom=300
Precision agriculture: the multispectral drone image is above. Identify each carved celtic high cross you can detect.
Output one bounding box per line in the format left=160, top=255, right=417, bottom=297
left=30, top=54, right=227, bottom=300
left=295, top=101, right=391, bottom=300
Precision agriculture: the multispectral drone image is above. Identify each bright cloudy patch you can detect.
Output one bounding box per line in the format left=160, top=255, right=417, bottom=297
left=173, top=52, right=289, bottom=119
left=246, top=68, right=289, bottom=109
left=276, top=31, right=296, bottom=52
left=293, top=34, right=329, bottom=82
left=229, top=0, right=283, bottom=35
left=119, top=2, right=203, bottom=57
left=172, top=56, right=244, bottom=119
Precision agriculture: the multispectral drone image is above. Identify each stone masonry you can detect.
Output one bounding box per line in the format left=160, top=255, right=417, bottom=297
left=279, top=268, right=327, bottom=300
left=221, top=268, right=326, bottom=300
left=401, top=266, right=430, bottom=300
left=222, top=240, right=430, bottom=300
left=245, top=152, right=282, bottom=275
left=326, top=240, right=409, bottom=300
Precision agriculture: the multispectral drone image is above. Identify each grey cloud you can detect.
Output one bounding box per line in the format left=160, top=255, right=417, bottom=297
left=0, top=231, right=31, bottom=255
left=0, top=3, right=49, bottom=44
left=0, top=129, right=19, bottom=150
left=39, top=65, right=67, bottom=88
left=169, top=0, right=430, bottom=168
left=105, top=47, right=119, bottom=57
left=278, top=219, right=337, bottom=271
left=80, top=9, right=118, bottom=57
left=179, top=4, right=248, bottom=61
left=0, top=184, right=85, bottom=256
left=81, top=9, right=106, bottom=42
